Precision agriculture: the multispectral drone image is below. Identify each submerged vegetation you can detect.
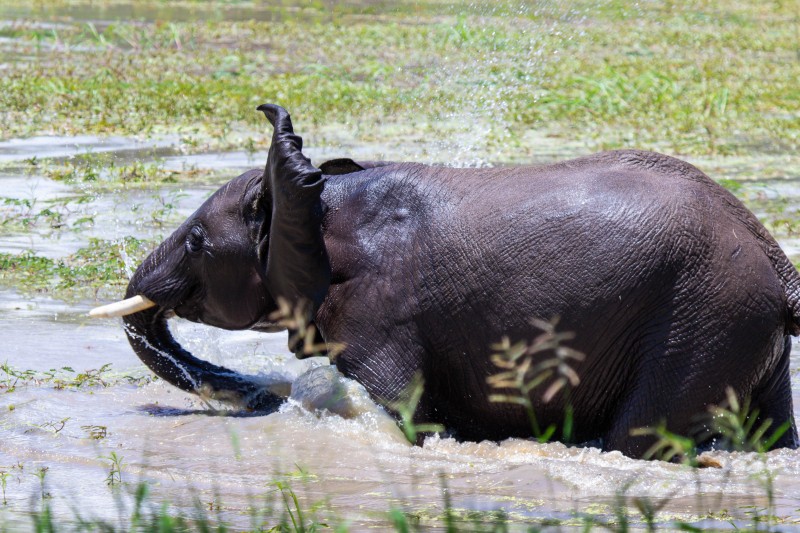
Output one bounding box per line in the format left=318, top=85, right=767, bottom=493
left=0, top=237, right=158, bottom=300
left=0, top=361, right=153, bottom=392
left=37, top=154, right=228, bottom=189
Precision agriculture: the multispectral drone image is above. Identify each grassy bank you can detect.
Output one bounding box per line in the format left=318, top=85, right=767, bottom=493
left=0, top=0, right=798, bottom=158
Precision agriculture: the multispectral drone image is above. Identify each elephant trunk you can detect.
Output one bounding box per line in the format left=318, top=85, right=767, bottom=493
left=120, top=291, right=282, bottom=411
left=122, top=306, right=282, bottom=410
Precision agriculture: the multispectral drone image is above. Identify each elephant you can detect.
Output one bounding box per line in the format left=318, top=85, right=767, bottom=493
left=95, top=104, right=800, bottom=458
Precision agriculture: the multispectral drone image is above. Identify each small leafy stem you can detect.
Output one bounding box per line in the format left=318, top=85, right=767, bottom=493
left=707, top=387, right=791, bottom=454
left=32, top=467, right=50, bottom=500
left=0, top=471, right=9, bottom=505
left=487, top=317, right=584, bottom=443
left=268, top=298, right=345, bottom=359
left=40, top=417, right=70, bottom=435
left=270, top=480, right=329, bottom=532
left=633, top=386, right=792, bottom=465
left=388, top=373, right=445, bottom=444
left=104, top=452, right=124, bottom=487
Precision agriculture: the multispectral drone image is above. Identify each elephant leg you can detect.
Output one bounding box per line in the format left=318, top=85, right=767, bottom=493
left=602, top=375, right=719, bottom=459
left=600, top=343, right=741, bottom=457
left=604, top=336, right=797, bottom=458
left=332, top=335, right=439, bottom=439
left=751, top=336, right=799, bottom=450
left=601, top=380, right=685, bottom=458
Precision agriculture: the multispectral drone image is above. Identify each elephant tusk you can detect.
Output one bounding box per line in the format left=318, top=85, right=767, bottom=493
left=89, top=295, right=156, bottom=318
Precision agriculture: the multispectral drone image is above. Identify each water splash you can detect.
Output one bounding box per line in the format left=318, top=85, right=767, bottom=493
left=407, top=1, right=601, bottom=167
left=118, top=238, right=137, bottom=280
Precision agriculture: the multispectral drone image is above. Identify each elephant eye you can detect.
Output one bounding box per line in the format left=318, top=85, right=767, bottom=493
left=186, top=226, right=205, bottom=254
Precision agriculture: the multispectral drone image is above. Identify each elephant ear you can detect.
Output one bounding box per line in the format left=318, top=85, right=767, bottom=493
left=257, top=104, right=325, bottom=201
left=319, top=158, right=366, bottom=175
left=257, top=104, right=331, bottom=355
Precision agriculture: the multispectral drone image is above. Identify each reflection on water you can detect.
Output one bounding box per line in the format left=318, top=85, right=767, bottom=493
left=2, top=133, right=800, bottom=529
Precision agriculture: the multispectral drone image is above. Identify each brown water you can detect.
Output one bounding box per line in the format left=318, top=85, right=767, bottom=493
left=1, top=134, right=800, bottom=530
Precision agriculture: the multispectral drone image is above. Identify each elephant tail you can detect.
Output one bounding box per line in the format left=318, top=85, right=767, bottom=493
left=748, top=210, right=800, bottom=335
left=743, top=211, right=800, bottom=336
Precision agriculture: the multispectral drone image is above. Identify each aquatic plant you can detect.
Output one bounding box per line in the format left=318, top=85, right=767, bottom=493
left=0, top=237, right=158, bottom=300
left=104, top=452, right=124, bottom=487
left=0, top=471, right=8, bottom=505
left=629, top=424, right=699, bottom=466
left=386, top=374, right=445, bottom=445
left=268, top=297, right=345, bottom=360
left=272, top=480, right=328, bottom=533
left=705, top=387, right=792, bottom=455
left=37, top=418, right=70, bottom=435
left=0, top=362, right=153, bottom=392
left=82, top=425, right=108, bottom=440
left=32, top=467, right=49, bottom=501
left=0, top=195, right=78, bottom=231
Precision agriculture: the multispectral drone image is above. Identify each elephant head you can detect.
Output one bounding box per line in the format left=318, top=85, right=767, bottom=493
left=100, top=104, right=330, bottom=410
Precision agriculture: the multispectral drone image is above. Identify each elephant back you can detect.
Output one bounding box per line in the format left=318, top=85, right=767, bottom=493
left=609, top=150, right=800, bottom=335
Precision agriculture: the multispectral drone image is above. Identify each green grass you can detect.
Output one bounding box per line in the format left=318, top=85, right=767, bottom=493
left=0, top=237, right=158, bottom=300
left=0, top=0, right=798, bottom=157
left=36, top=154, right=228, bottom=189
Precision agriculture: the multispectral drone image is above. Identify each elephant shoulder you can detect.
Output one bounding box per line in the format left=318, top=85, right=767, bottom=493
left=323, top=163, right=434, bottom=266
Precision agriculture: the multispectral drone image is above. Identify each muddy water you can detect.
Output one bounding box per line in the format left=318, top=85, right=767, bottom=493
left=1, top=135, right=800, bottom=529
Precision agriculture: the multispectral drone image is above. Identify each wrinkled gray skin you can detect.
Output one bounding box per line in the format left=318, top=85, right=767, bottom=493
left=124, top=104, right=800, bottom=458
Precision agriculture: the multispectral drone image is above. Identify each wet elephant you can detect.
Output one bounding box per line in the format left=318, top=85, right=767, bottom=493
left=99, top=104, right=800, bottom=458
